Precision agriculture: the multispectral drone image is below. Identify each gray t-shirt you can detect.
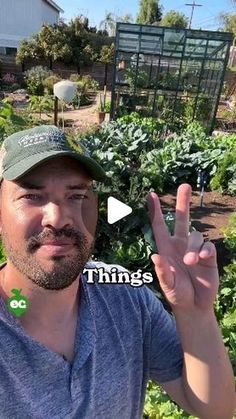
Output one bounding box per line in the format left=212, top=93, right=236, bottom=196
left=0, top=261, right=183, bottom=419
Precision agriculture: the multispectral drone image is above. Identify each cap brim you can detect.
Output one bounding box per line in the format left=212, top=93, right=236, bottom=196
left=3, top=150, right=107, bottom=182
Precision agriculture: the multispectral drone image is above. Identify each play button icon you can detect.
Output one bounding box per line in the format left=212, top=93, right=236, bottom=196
left=107, top=197, right=132, bottom=224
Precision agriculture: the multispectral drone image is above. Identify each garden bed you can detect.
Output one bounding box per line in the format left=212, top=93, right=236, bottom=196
left=160, top=189, right=236, bottom=274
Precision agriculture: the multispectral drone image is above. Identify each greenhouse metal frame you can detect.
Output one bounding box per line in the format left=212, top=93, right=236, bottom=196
left=111, top=23, right=233, bottom=132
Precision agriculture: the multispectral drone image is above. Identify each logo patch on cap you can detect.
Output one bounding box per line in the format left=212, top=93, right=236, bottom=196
left=18, top=128, right=66, bottom=149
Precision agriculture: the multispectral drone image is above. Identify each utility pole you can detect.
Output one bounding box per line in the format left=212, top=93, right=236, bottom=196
left=185, top=1, right=202, bottom=29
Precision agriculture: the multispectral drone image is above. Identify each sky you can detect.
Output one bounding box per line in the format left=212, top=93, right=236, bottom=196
left=56, top=0, right=236, bottom=31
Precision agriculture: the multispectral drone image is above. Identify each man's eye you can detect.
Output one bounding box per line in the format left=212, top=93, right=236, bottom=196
left=23, top=194, right=41, bottom=201
left=70, top=194, right=87, bottom=200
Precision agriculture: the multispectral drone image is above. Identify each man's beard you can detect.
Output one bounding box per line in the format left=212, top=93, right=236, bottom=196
left=1, top=227, right=94, bottom=290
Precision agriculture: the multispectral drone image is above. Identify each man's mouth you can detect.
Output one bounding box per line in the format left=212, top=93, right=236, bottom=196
left=40, top=240, right=75, bottom=246
left=38, top=241, right=75, bottom=256
left=27, top=230, right=83, bottom=253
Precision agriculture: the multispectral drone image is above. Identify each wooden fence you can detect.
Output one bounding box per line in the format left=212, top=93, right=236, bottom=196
left=0, top=55, right=114, bottom=88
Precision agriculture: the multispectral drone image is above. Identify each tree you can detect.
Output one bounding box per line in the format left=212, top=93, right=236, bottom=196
left=100, top=12, right=133, bottom=36
left=136, top=0, right=162, bottom=25
left=100, top=12, right=117, bottom=36
left=16, top=38, right=43, bottom=71
left=160, top=10, right=188, bottom=29
left=37, top=24, right=72, bottom=69
left=16, top=15, right=113, bottom=75
left=99, top=43, right=115, bottom=102
left=65, top=16, right=97, bottom=74
left=119, top=14, right=133, bottom=24
left=16, top=24, right=71, bottom=70
left=220, top=12, right=236, bottom=39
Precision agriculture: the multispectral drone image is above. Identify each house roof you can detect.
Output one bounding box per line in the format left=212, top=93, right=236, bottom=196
left=44, top=0, right=64, bottom=13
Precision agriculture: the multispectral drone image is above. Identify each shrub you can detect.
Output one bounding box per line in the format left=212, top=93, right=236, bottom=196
left=69, top=74, right=99, bottom=92
left=43, top=74, right=62, bottom=95
left=24, top=66, right=52, bottom=96
left=1, top=73, right=19, bottom=91
left=11, top=83, right=21, bottom=92
left=2, top=73, right=17, bottom=85
left=69, top=74, right=98, bottom=109
left=210, top=150, right=236, bottom=195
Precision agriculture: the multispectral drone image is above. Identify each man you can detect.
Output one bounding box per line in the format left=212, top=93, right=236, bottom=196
left=0, top=125, right=234, bottom=419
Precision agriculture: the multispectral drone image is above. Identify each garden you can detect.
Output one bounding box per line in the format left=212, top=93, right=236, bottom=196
left=0, top=86, right=236, bottom=416
left=0, top=22, right=236, bottom=418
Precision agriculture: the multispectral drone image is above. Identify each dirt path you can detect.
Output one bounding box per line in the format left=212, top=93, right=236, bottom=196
left=59, top=92, right=111, bottom=132
left=9, top=90, right=110, bottom=134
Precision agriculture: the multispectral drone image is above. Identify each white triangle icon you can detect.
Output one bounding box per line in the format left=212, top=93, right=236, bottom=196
left=107, top=197, right=132, bottom=224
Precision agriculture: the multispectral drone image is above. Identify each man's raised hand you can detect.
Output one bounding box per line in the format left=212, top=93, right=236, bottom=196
left=147, top=183, right=219, bottom=312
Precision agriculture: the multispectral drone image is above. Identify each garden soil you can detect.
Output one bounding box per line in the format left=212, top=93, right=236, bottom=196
left=159, top=190, right=236, bottom=275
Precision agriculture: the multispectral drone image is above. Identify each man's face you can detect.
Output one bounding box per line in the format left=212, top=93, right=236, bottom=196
left=0, top=156, right=98, bottom=290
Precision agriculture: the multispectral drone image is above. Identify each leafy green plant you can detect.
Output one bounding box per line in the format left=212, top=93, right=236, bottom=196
left=144, top=381, right=195, bottom=418
left=118, top=112, right=167, bottom=136
left=184, top=94, right=212, bottom=126
left=126, top=66, right=149, bottom=89
left=27, top=95, right=54, bottom=119
left=43, top=74, right=62, bottom=95
left=0, top=101, right=31, bottom=142
left=0, top=241, right=6, bottom=264
left=210, top=150, right=236, bottom=196
left=222, top=213, right=236, bottom=257
left=103, top=100, right=111, bottom=113
left=97, top=92, right=106, bottom=112
left=24, top=66, right=53, bottom=96
left=214, top=212, right=236, bottom=374
left=69, top=74, right=99, bottom=92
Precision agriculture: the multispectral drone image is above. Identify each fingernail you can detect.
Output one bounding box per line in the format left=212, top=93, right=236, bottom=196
left=199, top=249, right=211, bottom=258
left=184, top=252, right=198, bottom=264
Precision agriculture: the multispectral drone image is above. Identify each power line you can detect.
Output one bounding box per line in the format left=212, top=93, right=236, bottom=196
left=194, top=6, right=236, bottom=25
left=185, top=1, right=202, bottom=28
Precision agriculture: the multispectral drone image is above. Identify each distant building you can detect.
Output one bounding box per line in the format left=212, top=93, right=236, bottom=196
left=0, top=0, right=63, bottom=55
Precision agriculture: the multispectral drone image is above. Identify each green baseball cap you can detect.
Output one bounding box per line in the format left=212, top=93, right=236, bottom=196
left=0, top=125, right=106, bottom=182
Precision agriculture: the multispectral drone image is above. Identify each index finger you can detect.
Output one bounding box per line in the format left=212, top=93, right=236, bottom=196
left=147, top=192, right=170, bottom=253
left=174, top=184, right=192, bottom=238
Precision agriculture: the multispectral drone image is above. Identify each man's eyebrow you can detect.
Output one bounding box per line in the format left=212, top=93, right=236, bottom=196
left=15, top=181, right=92, bottom=190
left=67, top=183, right=93, bottom=190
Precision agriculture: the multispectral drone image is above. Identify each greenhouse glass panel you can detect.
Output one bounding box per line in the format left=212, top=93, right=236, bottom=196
left=111, top=23, right=233, bottom=132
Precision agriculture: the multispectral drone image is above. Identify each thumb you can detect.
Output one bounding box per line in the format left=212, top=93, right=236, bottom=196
left=151, top=254, right=175, bottom=293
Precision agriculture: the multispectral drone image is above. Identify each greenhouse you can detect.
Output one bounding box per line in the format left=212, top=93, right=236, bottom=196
left=111, top=23, right=233, bottom=132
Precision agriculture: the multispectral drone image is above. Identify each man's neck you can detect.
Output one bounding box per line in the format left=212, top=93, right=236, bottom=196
left=0, top=261, right=80, bottom=333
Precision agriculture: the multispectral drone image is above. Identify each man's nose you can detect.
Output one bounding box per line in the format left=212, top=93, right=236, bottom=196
left=41, top=202, right=73, bottom=229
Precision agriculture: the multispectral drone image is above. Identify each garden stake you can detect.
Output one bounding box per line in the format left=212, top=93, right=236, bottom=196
left=197, top=170, right=208, bottom=207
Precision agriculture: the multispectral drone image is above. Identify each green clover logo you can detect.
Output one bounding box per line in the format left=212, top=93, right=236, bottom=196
left=7, top=289, right=29, bottom=317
